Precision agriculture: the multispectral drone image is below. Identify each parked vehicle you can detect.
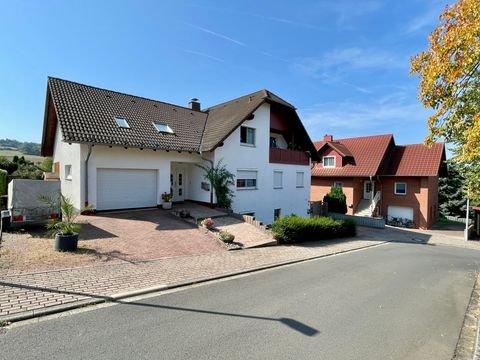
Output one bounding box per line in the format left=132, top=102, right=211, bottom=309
left=0, top=179, right=60, bottom=232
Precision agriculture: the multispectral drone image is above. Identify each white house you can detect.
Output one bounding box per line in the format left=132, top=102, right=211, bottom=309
left=41, top=78, right=319, bottom=224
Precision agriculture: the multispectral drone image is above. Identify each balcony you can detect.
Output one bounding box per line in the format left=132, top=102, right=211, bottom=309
left=269, top=148, right=310, bottom=165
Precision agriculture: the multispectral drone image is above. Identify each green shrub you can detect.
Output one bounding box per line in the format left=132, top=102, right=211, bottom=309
left=0, top=169, right=6, bottom=196
left=219, top=230, right=235, bottom=243
left=323, top=186, right=347, bottom=214
left=271, top=215, right=356, bottom=244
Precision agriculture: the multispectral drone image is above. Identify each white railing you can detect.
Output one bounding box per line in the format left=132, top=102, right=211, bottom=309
left=369, top=191, right=381, bottom=214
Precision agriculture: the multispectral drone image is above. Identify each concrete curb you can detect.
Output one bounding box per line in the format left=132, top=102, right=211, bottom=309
left=0, top=240, right=389, bottom=324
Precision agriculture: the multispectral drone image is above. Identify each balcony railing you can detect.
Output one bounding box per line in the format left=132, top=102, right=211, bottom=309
left=269, top=148, right=310, bottom=165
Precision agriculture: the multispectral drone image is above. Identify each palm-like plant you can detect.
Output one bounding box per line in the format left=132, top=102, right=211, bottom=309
left=196, top=159, right=235, bottom=209
left=40, top=193, right=82, bottom=236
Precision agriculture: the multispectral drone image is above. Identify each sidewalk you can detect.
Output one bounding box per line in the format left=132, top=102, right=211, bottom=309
left=0, top=225, right=478, bottom=324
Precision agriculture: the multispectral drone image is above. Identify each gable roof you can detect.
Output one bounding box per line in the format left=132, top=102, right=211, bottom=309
left=42, top=78, right=317, bottom=158
left=44, top=77, right=208, bottom=153
left=382, top=143, right=446, bottom=176
left=312, top=134, right=394, bottom=177
left=312, top=134, right=446, bottom=178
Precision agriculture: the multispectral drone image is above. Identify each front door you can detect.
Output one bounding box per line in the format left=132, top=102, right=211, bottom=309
left=171, top=165, right=185, bottom=202
left=363, top=181, right=374, bottom=200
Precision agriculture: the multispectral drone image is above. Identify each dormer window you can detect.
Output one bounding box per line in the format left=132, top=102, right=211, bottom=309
left=153, top=122, right=174, bottom=134
left=323, top=156, right=335, bottom=168
left=115, top=117, right=130, bottom=128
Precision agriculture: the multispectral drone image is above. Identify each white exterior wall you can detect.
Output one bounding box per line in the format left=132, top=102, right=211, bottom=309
left=81, top=145, right=209, bottom=209
left=213, top=103, right=311, bottom=224
left=52, top=124, right=83, bottom=209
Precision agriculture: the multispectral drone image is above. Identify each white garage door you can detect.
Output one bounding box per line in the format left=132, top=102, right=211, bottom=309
left=97, top=169, right=157, bottom=210
left=388, top=206, right=414, bottom=221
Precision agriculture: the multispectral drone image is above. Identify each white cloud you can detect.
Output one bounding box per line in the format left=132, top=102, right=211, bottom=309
left=316, top=0, right=383, bottom=26
left=299, top=94, right=431, bottom=141
left=184, top=23, right=245, bottom=46
left=406, top=7, right=441, bottom=33
left=182, top=49, right=224, bottom=62
left=294, top=47, right=406, bottom=78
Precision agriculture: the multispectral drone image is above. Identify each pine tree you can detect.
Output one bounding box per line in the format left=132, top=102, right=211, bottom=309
left=438, top=163, right=467, bottom=218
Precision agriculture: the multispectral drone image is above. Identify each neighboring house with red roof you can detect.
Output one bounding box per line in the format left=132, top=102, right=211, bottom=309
left=41, top=78, right=318, bottom=224
left=311, top=134, right=446, bottom=229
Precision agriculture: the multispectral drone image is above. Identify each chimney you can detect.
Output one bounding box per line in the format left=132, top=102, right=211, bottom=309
left=323, top=134, right=333, bottom=142
left=189, top=98, right=201, bottom=111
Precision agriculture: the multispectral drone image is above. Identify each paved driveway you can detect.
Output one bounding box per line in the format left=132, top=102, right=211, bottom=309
left=78, top=209, right=224, bottom=261
left=0, top=209, right=224, bottom=274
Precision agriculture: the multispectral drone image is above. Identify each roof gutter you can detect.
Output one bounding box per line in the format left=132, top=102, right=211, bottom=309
left=85, top=144, right=93, bottom=207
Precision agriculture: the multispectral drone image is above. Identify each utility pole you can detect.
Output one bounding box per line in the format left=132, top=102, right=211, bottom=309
left=465, top=196, right=470, bottom=241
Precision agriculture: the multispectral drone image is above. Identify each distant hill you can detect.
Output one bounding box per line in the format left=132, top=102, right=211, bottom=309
left=0, top=138, right=41, bottom=156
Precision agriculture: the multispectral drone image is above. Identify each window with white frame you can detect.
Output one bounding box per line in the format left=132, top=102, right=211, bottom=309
left=334, top=182, right=343, bottom=188
left=273, top=171, right=283, bottom=189
left=323, top=156, right=335, bottom=168
left=114, top=116, right=130, bottom=128
left=153, top=121, right=174, bottom=134
left=237, top=170, right=257, bottom=189
left=240, top=126, right=255, bottom=146
left=65, top=165, right=72, bottom=180
left=394, top=182, right=407, bottom=195
left=296, top=171, right=304, bottom=188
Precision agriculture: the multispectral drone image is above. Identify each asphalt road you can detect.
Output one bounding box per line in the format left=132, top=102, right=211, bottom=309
left=1, top=242, right=479, bottom=360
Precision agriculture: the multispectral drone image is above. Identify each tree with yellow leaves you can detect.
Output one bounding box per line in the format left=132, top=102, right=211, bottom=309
left=411, top=0, right=480, bottom=201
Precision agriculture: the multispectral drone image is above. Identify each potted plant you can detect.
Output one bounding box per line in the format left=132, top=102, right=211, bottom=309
left=43, top=194, right=84, bottom=252
left=161, top=192, right=172, bottom=210
left=200, top=217, right=215, bottom=230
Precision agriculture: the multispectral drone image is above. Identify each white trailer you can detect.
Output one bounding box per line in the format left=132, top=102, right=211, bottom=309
left=1, top=179, right=60, bottom=231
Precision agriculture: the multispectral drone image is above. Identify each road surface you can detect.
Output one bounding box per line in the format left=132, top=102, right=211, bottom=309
left=1, top=242, right=479, bottom=359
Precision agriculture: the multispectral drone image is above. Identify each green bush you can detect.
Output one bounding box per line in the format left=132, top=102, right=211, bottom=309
left=323, top=186, right=347, bottom=214
left=219, top=230, right=235, bottom=243
left=271, top=215, right=356, bottom=244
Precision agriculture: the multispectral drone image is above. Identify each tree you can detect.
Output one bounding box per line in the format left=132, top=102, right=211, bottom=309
left=41, top=157, right=53, bottom=172
left=438, top=162, right=467, bottom=218
left=410, top=0, right=480, bottom=202
left=196, top=159, right=235, bottom=209
left=323, top=186, right=347, bottom=214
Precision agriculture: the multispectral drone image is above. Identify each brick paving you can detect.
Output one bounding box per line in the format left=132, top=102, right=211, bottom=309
left=1, top=225, right=479, bottom=322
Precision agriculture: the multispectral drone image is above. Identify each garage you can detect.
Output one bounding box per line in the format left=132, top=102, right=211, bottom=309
left=387, top=206, right=414, bottom=221
left=96, top=169, right=158, bottom=210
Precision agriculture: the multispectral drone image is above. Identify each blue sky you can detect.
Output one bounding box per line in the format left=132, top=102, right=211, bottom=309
left=0, top=0, right=450, bottom=148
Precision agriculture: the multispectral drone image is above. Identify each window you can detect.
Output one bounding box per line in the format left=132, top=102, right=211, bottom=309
left=153, top=122, right=174, bottom=134
left=114, top=116, right=130, bottom=128
left=296, top=171, right=304, bottom=188
left=64, top=165, right=72, bottom=180
left=323, top=156, right=335, bottom=168
left=334, top=182, right=343, bottom=188
left=273, top=171, right=283, bottom=189
left=274, top=208, right=281, bottom=220
left=240, top=126, right=255, bottom=146
left=237, top=170, right=257, bottom=189
left=394, top=182, right=407, bottom=195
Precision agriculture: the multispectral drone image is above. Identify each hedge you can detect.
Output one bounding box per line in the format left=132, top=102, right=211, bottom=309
left=0, top=169, right=7, bottom=209
left=271, top=215, right=356, bottom=244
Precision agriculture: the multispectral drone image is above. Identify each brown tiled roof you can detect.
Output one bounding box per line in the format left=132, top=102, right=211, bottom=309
left=43, top=78, right=316, bottom=157
left=312, top=134, right=394, bottom=177
left=316, top=141, right=353, bottom=157
left=383, top=143, right=446, bottom=176
left=47, top=77, right=207, bottom=152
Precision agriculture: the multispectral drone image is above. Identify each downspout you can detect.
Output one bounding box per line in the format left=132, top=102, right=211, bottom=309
left=85, top=144, right=93, bottom=207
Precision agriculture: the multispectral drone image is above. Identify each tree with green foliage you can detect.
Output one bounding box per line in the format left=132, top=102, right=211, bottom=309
left=0, top=156, right=18, bottom=174
left=41, top=157, right=53, bottom=172
left=196, top=159, right=235, bottom=209
left=323, top=186, right=347, bottom=214
left=438, top=162, right=467, bottom=218
left=0, top=169, right=7, bottom=209
left=410, top=0, right=480, bottom=202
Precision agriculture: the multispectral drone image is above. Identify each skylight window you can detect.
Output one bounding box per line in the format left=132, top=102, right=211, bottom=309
left=153, top=122, right=174, bottom=134
left=114, top=117, right=130, bottom=128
